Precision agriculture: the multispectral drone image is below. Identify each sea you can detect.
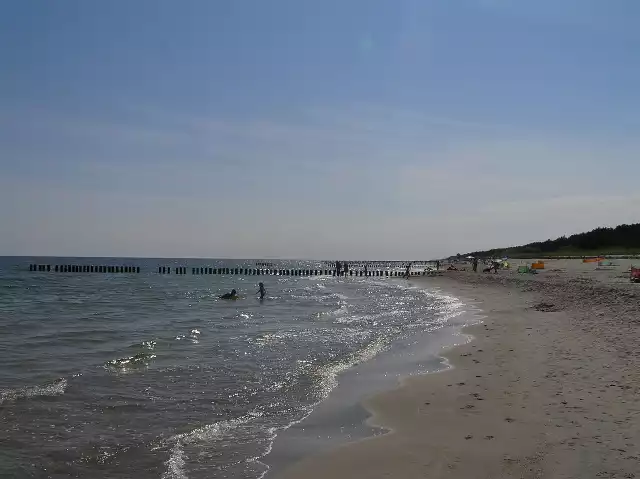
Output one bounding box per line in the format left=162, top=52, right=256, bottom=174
left=0, top=257, right=472, bottom=479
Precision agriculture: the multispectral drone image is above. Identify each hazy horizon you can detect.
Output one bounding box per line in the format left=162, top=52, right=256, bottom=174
left=2, top=1, right=639, bottom=259
left=2, top=219, right=637, bottom=261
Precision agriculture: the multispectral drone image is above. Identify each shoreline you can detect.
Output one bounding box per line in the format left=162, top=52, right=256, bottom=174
left=263, top=282, right=478, bottom=477
left=275, top=265, right=640, bottom=479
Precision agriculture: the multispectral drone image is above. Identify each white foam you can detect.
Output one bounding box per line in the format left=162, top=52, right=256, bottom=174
left=161, top=413, right=262, bottom=479
left=162, top=441, right=187, bottom=479
left=314, top=337, right=388, bottom=397
left=0, top=378, right=68, bottom=405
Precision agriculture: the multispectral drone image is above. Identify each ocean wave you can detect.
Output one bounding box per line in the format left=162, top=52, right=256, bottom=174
left=104, top=352, right=156, bottom=370
left=250, top=338, right=391, bottom=472
left=316, top=292, right=348, bottom=302
left=187, top=329, right=201, bottom=343
left=311, top=337, right=387, bottom=398
left=333, top=315, right=374, bottom=326
left=0, top=377, right=67, bottom=405
left=163, top=441, right=187, bottom=479
left=333, top=308, right=405, bottom=326
left=320, top=303, right=348, bottom=318
left=161, top=412, right=264, bottom=479
left=253, top=332, right=287, bottom=346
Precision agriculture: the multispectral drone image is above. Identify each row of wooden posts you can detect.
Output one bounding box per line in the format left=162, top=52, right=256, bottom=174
left=28, top=264, right=426, bottom=277
left=29, top=264, right=140, bottom=273
left=163, top=267, right=424, bottom=277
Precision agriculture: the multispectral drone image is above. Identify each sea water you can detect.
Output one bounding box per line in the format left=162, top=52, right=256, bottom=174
left=0, top=257, right=465, bottom=478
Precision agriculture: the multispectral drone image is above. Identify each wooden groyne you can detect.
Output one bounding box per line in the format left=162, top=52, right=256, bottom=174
left=29, top=264, right=140, bottom=273
left=27, top=264, right=434, bottom=277
left=160, top=267, right=429, bottom=277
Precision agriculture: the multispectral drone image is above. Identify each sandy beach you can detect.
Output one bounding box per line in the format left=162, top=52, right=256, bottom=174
left=276, top=259, right=640, bottom=479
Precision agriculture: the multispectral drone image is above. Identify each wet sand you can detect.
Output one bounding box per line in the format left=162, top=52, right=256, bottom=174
left=276, top=260, right=640, bottom=479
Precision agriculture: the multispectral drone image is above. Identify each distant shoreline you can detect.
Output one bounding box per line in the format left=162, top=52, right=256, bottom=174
left=489, top=253, right=640, bottom=259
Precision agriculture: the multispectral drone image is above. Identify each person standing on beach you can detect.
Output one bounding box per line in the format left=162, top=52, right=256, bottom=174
left=343, top=261, right=349, bottom=276
left=473, top=257, right=478, bottom=272
left=405, top=263, right=411, bottom=279
left=336, top=261, right=342, bottom=276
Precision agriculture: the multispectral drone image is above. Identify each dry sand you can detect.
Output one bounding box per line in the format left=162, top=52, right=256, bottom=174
left=276, top=260, right=640, bottom=479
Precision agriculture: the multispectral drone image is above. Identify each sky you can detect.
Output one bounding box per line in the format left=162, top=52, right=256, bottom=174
left=1, top=0, right=639, bottom=259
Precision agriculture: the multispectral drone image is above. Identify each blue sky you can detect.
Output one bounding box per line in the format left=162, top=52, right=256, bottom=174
left=1, top=0, right=639, bottom=259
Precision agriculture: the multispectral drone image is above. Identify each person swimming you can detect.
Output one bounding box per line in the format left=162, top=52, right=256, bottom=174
left=257, top=282, right=266, bottom=300
left=220, top=289, right=238, bottom=299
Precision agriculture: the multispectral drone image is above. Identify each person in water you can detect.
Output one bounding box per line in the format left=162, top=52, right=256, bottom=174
left=257, top=282, right=266, bottom=300
left=220, top=289, right=238, bottom=299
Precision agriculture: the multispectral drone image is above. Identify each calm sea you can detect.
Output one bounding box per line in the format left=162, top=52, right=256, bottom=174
left=0, top=257, right=465, bottom=479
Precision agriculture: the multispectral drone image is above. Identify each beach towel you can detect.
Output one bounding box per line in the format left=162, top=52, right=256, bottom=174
left=583, top=257, right=604, bottom=263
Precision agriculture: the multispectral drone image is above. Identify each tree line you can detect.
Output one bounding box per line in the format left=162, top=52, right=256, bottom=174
left=466, top=223, right=640, bottom=257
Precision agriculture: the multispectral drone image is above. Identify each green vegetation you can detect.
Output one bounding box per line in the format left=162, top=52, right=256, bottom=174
left=468, top=223, right=640, bottom=258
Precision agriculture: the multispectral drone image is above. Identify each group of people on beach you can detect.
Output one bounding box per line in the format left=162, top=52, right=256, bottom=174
left=447, top=257, right=499, bottom=273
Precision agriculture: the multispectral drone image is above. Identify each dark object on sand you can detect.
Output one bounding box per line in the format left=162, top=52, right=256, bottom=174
left=533, top=302, right=560, bottom=312
left=631, top=266, right=640, bottom=283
